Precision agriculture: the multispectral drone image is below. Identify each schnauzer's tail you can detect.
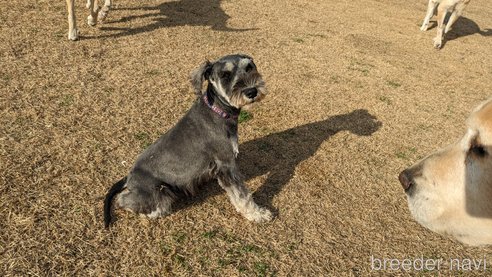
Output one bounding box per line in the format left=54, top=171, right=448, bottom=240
left=104, top=176, right=127, bottom=228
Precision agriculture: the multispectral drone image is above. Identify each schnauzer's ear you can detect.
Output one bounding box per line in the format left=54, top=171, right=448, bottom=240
left=190, top=60, right=213, bottom=96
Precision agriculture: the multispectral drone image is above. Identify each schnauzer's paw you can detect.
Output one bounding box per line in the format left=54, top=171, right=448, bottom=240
left=245, top=207, right=273, bottom=223
left=420, top=24, right=429, bottom=31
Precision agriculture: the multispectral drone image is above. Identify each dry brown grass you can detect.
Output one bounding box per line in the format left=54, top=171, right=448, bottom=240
left=1, top=0, right=492, bottom=275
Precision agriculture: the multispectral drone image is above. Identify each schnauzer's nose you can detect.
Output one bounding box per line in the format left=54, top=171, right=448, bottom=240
left=398, top=169, right=414, bottom=191
left=244, top=87, right=258, bottom=99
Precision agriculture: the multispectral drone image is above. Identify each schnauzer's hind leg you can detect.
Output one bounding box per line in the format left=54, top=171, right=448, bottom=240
left=116, top=176, right=174, bottom=219
left=218, top=168, right=272, bottom=223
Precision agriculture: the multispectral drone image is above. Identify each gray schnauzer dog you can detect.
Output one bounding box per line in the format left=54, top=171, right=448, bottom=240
left=104, top=54, right=272, bottom=227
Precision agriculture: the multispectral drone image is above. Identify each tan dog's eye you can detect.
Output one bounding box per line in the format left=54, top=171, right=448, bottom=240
left=470, top=144, right=487, bottom=157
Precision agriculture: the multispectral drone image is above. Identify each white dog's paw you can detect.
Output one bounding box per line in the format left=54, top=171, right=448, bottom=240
left=420, top=24, right=429, bottom=31
left=98, top=10, right=109, bottom=22
left=68, top=28, right=79, bottom=41
left=87, top=15, right=97, bottom=26
left=245, top=207, right=273, bottom=223
left=433, top=37, right=442, bottom=49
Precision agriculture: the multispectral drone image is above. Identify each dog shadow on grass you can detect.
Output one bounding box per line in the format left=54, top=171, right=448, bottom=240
left=85, top=0, right=255, bottom=39
left=424, top=16, right=491, bottom=48
left=445, top=17, right=492, bottom=40
left=175, top=109, right=382, bottom=216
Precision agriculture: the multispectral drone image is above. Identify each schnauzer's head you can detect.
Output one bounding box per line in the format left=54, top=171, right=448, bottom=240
left=191, top=54, right=266, bottom=109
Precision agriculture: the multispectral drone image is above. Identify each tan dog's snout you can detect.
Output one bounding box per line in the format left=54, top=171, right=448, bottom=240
left=399, top=98, right=492, bottom=245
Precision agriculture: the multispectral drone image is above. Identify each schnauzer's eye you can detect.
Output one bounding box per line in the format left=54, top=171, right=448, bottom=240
left=470, top=144, right=487, bottom=157
left=245, top=63, right=253, bottom=73
left=220, top=71, right=232, bottom=80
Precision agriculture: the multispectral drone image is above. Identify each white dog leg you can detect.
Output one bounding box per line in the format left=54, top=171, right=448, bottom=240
left=66, top=0, right=79, bottom=40
left=445, top=5, right=464, bottom=33
left=87, top=0, right=99, bottom=26
left=98, top=0, right=112, bottom=22
left=433, top=4, right=449, bottom=48
left=421, top=0, right=439, bottom=31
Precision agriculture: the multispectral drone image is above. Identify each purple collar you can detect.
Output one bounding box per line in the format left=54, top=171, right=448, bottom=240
left=203, top=94, right=239, bottom=120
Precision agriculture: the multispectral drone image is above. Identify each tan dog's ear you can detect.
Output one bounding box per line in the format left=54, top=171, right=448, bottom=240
left=190, top=60, right=213, bottom=96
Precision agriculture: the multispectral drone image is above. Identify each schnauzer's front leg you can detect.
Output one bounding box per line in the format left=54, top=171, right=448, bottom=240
left=218, top=169, right=272, bottom=223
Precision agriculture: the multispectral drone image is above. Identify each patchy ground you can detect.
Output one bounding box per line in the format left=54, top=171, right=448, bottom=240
left=1, top=0, right=492, bottom=275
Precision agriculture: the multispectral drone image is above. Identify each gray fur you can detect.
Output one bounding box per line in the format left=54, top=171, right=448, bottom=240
left=190, top=60, right=212, bottom=96
left=105, top=54, right=272, bottom=226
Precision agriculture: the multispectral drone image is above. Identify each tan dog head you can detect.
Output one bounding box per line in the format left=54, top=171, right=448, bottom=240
left=399, top=98, right=492, bottom=246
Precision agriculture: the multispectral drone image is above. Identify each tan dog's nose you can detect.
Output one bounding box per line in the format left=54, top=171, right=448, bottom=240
left=398, top=170, right=414, bottom=191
